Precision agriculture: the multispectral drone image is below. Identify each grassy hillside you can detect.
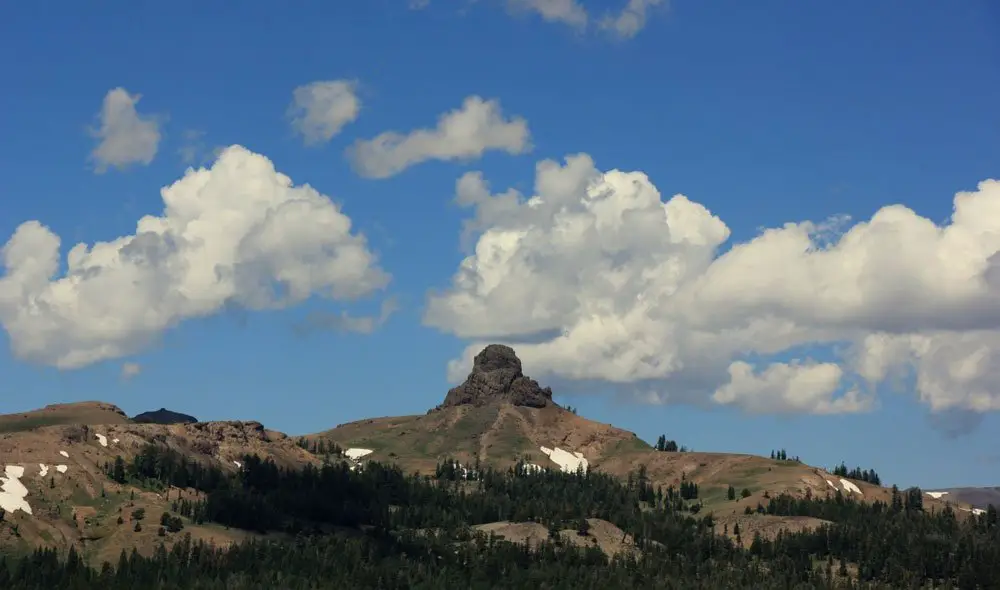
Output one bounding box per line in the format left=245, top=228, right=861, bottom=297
left=305, top=403, right=648, bottom=474
left=0, top=402, right=130, bottom=434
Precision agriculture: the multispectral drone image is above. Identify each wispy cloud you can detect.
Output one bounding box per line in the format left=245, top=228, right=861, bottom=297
left=347, top=96, right=530, bottom=178
left=89, top=87, right=162, bottom=173
left=507, top=0, right=666, bottom=38
left=293, top=298, right=399, bottom=336
left=288, top=80, right=362, bottom=146
left=120, top=362, right=142, bottom=382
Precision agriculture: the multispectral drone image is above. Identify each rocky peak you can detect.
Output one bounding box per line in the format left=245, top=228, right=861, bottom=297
left=132, top=408, right=198, bottom=425
left=438, top=344, right=553, bottom=409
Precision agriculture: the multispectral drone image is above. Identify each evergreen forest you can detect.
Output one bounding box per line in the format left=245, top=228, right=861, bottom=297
left=0, top=443, right=997, bottom=589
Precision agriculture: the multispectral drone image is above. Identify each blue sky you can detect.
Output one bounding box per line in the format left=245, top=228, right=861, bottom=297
left=1, top=0, right=999, bottom=489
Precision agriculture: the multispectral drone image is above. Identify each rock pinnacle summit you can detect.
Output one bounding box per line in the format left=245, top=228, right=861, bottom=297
left=438, top=344, right=553, bottom=409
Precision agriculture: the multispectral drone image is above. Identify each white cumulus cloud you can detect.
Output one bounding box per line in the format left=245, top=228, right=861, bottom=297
left=288, top=80, right=362, bottom=146
left=89, top=87, right=162, bottom=173
left=347, top=96, right=531, bottom=179
left=425, top=153, right=1000, bottom=418
left=0, top=145, right=389, bottom=369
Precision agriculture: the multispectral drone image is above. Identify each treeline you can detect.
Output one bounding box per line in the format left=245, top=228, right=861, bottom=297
left=831, top=462, right=882, bottom=485
left=770, top=449, right=801, bottom=462
left=295, top=438, right=343, bottom=457
left=653, top=434, right=688, bottom=452
left=5, top=442, right=994, bottom=588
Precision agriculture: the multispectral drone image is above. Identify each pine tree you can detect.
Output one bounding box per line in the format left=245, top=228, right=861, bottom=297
left=891, top=485, right=903, bottom=512
left=112, top=456, right=126, bottom=483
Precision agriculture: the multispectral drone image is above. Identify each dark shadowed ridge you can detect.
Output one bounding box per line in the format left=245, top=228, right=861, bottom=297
left=132, top=407, right=198, bottom=425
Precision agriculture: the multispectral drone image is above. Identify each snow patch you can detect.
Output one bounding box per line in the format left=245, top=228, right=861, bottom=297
left=540, top=446, right=588, bottom=474
left=440, top=459, right=477, bottom=479
left=95, top=433, right=108, bottom=447
left=112, top=438, right=120, bottom=444
left=826, top=479, right=836, bottom=489
left=343, top=448, right=375, bottom=472
left=233, top=460, right=242, bottom=468
left=59, top=451, right=69, bottom=458
left=0, top=465, right=32, bottom=515
left=521, top=463, right=545, bottom=474
left=839, top=479, right=862, bottom=495
left=926, top=491, right=949, bottom=499
left=344, top=448, right=374, bottom=460
left=56, top=465, right=67, bottom=474
left=959, top=506, right=988, bottom=516
left=38, top=464, right=48, bottom=477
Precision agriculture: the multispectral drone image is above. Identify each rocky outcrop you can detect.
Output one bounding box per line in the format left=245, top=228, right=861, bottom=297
left=438, top=345, right=553, bottom=409
left=187, top=420, right=268, bottom=443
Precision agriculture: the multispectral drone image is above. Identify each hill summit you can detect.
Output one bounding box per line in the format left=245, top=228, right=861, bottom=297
left=438, top=344, right=553, bottom=410
left=308, top=343, right=647, bottom=474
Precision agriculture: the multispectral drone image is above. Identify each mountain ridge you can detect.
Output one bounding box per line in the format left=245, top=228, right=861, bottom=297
left=0, top=345, right=990, bottom=563
left=926, top=487, right=1000, bottom=509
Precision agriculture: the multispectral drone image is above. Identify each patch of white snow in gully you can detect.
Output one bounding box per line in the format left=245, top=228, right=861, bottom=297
left=0, top=465, right=32, bottom=515
left=839, top=479, right=862, bottom=495
left=345, top=448, right=374, bottom=460
left=540, top=447, right=588, bottom=473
